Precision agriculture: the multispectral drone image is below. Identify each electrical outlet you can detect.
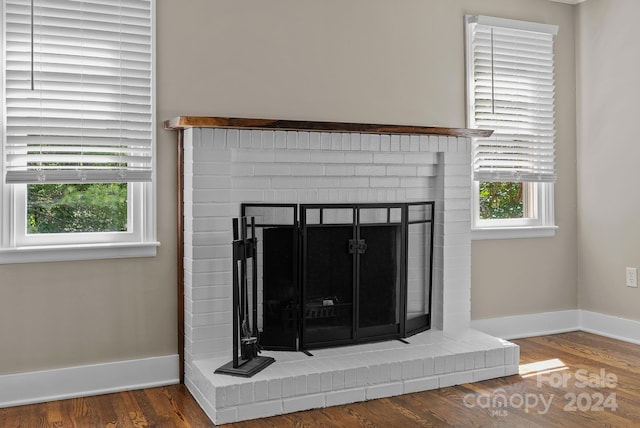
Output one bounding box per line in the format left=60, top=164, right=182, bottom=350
left=626, top=267, right=638, bottom=288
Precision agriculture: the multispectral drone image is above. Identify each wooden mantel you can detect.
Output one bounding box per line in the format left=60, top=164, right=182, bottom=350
left=164, top=116, right=492, bottom=138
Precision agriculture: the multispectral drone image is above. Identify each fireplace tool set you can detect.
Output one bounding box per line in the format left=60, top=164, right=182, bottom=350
left=215, top=217, right=275, bottom=377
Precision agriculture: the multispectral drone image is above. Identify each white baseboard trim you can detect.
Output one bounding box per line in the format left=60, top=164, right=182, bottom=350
left=0, top=354, right=179, bottom=408
left=579, top=310, right=640, bottom=345
left=471, top=310, right=580, bottom=340
left=472, top=310, right=640, bottom=346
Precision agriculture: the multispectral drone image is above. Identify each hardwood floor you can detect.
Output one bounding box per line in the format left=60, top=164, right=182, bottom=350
left=3, top=331, right=640, bottom=427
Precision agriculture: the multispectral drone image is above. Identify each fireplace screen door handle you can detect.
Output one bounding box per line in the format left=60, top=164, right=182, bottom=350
left=348, top=239, right=367, bottom=254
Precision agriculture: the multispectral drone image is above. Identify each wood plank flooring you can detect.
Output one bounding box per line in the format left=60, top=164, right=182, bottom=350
left=3, top=331, right=640, bottom=427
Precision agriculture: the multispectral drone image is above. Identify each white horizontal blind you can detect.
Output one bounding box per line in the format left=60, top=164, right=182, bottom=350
left=4, top=0, right=153, bottom=184
left=467, top=15, right=558, bottom=183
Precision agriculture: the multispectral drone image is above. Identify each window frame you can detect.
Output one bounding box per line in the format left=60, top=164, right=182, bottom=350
left=465, top=15, right=558, bottom=240
left=471, top=181, right=557, bottom=240
left=0, top=0, right=158, bottom=264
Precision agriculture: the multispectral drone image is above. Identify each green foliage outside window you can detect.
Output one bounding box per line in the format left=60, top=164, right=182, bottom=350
left=27, top=183, right=128, bottom=234
left=479, top=182, right=524, bottom=219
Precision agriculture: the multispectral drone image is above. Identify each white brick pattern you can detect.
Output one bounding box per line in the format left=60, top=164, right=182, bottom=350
left=181, top=127, right=517, bottom=424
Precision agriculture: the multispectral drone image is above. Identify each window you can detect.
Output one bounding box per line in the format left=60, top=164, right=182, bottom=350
left=0, top=0, right=158, bottom=263
left=465, top=15, right=558, bottom=239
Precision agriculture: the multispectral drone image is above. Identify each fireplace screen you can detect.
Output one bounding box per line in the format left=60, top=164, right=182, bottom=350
left=242, top=202, right=433, bottom=351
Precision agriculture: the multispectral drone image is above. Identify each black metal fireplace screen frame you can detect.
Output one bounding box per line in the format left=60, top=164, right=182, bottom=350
left=241, top=201, right=434, bottom=351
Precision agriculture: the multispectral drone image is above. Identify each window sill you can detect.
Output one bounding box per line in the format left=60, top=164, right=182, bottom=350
left=0, top=241, right=160, bottom=264
left=471, top=225, right=558, bottom=240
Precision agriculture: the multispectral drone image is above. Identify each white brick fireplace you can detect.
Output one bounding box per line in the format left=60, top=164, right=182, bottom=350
left=167, top=117, right=519, bottom=424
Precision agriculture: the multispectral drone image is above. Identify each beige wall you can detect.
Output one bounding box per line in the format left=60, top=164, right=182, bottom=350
left=577, top=0, right=640, bottom=320
left=0, top=0, right=578, bottom=375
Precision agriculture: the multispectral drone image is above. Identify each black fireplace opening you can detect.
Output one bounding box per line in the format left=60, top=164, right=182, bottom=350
left=242, top=202, right=434, bottom=351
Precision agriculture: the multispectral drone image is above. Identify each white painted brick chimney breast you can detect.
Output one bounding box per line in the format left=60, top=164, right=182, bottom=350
left=180, top=126, right=517, bottom=424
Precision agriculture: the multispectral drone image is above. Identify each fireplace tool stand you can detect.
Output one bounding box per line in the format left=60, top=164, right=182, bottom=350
left=215, top=217, right=275, bottom=377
